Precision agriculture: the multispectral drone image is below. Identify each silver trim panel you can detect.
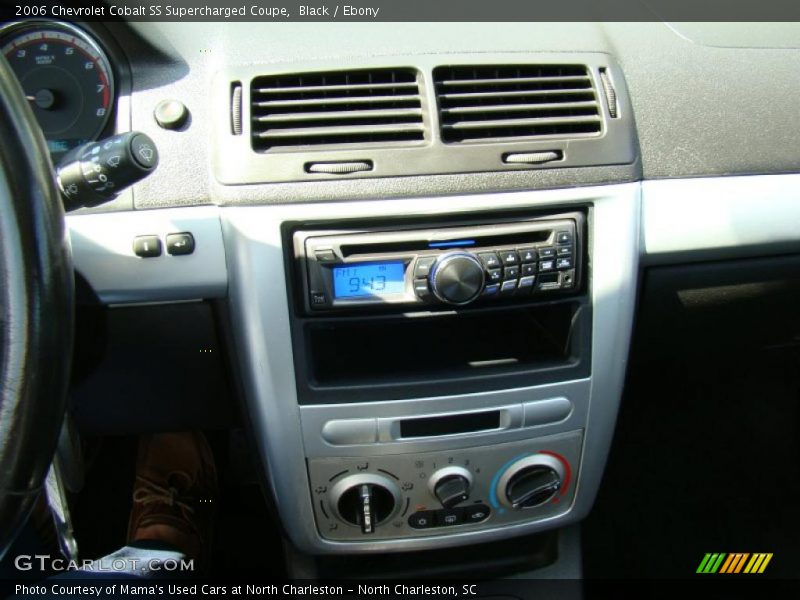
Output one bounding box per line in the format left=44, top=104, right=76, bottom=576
left=306, top=390, right=580, bottom=456
left=221, top=182, right=640, bottom=553
left=67, top=207, right=227, bottom=304
left=643, top=174, right=800, bottom=262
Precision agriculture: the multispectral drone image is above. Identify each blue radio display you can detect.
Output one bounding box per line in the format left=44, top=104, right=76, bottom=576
left=333, top=262, right=406, bottom=299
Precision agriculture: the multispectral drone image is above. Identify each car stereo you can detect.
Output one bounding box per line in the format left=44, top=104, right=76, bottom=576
left=293, top=213, right=584, bottom=313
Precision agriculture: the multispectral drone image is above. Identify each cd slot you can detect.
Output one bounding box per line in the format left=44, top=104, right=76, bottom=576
left=399, top=410, right=502, bottom=438
left=340, top=230, right=552, bottom=257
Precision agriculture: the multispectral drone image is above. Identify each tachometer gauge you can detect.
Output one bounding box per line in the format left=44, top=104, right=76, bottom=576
left=0, top=21, right=115, bottom=159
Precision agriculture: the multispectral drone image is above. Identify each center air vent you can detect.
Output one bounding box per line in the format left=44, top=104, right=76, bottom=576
left=434, top=65, right=602, bottom=143
left=250, top=69, right=425, bottom=152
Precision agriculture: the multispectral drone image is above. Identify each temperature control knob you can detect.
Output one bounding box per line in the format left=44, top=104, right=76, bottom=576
left=429, top=466, right=473, bottom=508
left=429, top=252, right=485, bottom=305
left=497, top=454, right=566, bottom=509
left=329, top=474, right=401, bottom=534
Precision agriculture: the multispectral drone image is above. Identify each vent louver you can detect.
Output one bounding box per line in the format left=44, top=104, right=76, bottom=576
left=434, top=65, right=602, bottom=143
left=250, top=69, right=425, bottom=152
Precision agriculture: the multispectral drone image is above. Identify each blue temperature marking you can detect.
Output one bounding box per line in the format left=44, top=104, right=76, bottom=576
left=428, top=239, right=476, bottom=249
left=489, top=452, right=530, bottom=509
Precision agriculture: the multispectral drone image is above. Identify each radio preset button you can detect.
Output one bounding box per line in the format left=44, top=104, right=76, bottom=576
left=556, top=257, right=573, bottom=270
left=518, top=275, right=535, bottom=289
left=487, top=268, right=502, bottom=283
left=478, top=252, right=501, bottom=269
left=415, top=256, right=436, bottom=278
left=503, top=266, right=519, bottom=280
left=500, top=250, right=519, bottom=266
left=557, top=246, right=573, bottom=256
left=518, top=247, right=537, bottom=263
left=521, top=264, right=536, bottom=277
left=539, top=260, right=555, bottom=272
left=482, top=283, right=500, bottom=297
left=501, top=280, right=517, bottom=293
left=556, top=231, right=573, bottom=245
left=539, top=247, right=556, bottom=259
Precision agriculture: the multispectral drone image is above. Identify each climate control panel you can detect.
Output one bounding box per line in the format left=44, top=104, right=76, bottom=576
left=306, top=430, right=582, bottom=541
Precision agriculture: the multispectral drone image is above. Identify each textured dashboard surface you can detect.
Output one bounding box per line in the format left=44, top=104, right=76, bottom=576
left=605, top=22, right=800, bottom=179
left=106, top=21, right=800, bottom=210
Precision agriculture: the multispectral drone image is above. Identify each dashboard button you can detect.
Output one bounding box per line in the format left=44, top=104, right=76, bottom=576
left=482, top=283, right=500, bottom=297
left=518, top=275, right=535, bottom=289
left=539, top=247, right=555, bottom=259
left=518, top=247, right=537, bottom=263
left=503, top=266, right=519, bottom=280
left=501, top=280, right=517, bottom=293
left=499, top=250, right=519, bottom=266
left=154, top=99, right=189, bottom=130
left=521, top=263, right=536, bottom=277
left=487, top=268, right=502, bottom=283
left=414, top=279, right=431, bottom=299
left=463, top=504, right=491, bottom=523
left=415, top=256, right=436, bottom=278
left=478, top=252, right=501, bottom=269
left=556, top=231, right=573, bottom=245
left=556, top=257, right=573, bottom=270
left=166, top=232, right=195, bottom=256
left=539, top=260, right=555, bottom=272
left=310, top=292, right=327, bottom=306
left=133, top=235, right=161, bottom=258
left=408, top=511, right=435, bottom=529
left=557, top=246, right=573, bottom=256
left=435, top=508, right=464, bottom=527
left=315, top=249, right=336, bottom=263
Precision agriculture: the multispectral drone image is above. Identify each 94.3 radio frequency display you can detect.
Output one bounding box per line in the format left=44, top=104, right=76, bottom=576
left=333, top=262, right=405, bottom=299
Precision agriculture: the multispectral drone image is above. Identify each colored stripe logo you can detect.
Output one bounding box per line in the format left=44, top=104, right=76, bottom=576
left=697, top=553, right=773, bottom=574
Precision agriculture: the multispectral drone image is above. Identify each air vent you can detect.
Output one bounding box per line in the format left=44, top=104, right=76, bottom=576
left=434, top=65, right=602, bottom=143
left=250, top=69, right=425, bottom=152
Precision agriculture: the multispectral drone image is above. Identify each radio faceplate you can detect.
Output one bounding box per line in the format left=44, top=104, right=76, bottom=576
left=294, top=214, right=583, bottom=314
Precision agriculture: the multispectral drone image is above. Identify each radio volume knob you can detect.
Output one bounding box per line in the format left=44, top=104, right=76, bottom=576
left=429, top=252, right=485, bottom=305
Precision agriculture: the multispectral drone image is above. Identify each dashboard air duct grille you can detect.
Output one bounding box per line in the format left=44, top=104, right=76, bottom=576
left=434, top=65, right=602, bottom=143
left=251, top=69, right=425, bottom=151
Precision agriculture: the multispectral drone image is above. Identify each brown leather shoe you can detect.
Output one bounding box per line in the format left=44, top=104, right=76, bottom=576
left=127, top=432, right=217, bottom=567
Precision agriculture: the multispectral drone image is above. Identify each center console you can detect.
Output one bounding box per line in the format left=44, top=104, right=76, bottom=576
left=221, top=183, right=639, bottom=554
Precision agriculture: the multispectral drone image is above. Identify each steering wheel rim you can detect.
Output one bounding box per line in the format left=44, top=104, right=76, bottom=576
left=0, top=54, right=74, bottom=558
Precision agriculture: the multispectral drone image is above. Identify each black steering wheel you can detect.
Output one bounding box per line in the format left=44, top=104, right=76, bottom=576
left=0, top=54, right=74, bottom=557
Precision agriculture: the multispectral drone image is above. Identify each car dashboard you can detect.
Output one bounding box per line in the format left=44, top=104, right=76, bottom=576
left=3, top=16, right=800, bottom=576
